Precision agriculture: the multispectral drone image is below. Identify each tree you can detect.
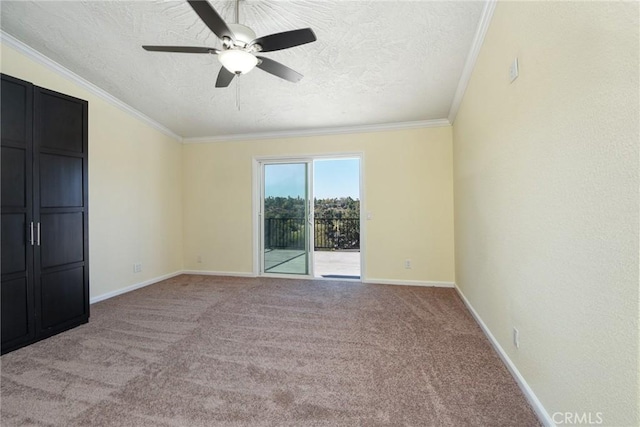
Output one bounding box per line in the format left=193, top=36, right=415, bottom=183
left=263, top=196, right=360, bottom=250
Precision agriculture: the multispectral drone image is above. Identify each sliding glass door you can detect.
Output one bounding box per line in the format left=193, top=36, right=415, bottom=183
left=260, top=162, right=312, bottom=276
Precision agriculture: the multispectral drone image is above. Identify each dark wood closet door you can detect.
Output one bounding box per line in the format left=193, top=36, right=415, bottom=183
left=1, top=75, right=35, bottom=352
left=33, top=87, right=89, bottom=337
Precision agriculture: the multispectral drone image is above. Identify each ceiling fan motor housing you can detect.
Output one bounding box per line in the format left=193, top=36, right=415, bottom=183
left=228, top=23, right=256, bottom=48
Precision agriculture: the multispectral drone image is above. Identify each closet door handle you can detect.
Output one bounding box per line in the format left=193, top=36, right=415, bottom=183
left=36, top=222, right=41, bottom=246
left=30, top=222, right=35, bottom=246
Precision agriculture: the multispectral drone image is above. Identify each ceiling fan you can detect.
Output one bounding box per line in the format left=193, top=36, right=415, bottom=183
left=142, top=0, right=316, bottom=88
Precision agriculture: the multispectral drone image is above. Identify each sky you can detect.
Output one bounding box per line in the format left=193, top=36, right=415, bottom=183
left=264, top=159, right=360, bottom=199
left=264, top=163, right=307, bottom=198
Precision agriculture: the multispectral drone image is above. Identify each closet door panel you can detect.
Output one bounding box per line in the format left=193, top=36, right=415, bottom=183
left=1, top=213, right=27, bottom=274
left=40, top=267, right=85, bottom=329
left=39, top=94, right=84, bottom=153
left=40, top=212, right=84, bottom=268
left=2, top=146, right=26, bottom=206
left=1, top=278, right=30, bottom=342
left=40, top=154, right=83, bottom=207
left=1, top=78, right=29, bottom=143
left=1, top=74, right=34, bottom=354
left=34, top=86, right=89, bottom=337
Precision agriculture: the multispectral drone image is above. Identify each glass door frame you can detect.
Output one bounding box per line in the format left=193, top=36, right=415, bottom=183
left=256, top=158, right=315, bottom=278
left=252, top=152, right=365, bottom=280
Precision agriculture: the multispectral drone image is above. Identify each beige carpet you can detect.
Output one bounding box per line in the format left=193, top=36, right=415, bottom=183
left=1, top=275, right=540, bottom=426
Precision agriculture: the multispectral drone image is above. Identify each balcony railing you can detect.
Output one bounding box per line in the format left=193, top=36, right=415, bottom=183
left=314, top=218, right=359, bottom=250
left=264, top=217, right=360, bottom=250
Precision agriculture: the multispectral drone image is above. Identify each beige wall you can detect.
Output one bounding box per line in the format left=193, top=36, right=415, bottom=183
left=452, top=2, right=639, bottom=425
left=0, top=40, right=455, bottom=296
left=182, top=127, right=455, bottom=284
left=1, top=43, right=184, bottom=301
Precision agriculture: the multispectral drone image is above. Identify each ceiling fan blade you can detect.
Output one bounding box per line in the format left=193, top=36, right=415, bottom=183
left=216, top=67, right=236, bottom=88
left=256, top=56, right=303, bottom=83
left=142, top=46, right=219, bottom=54
left=250, top=28, right=316, bottom=52
left=187, top=0, right=235, bottom=41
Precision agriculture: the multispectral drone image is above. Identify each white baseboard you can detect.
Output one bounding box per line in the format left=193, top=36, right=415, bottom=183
left=362, top=278, right=455, bottom=288
left=454, top=284, right=554, bottom=427
left=89, top=271, right=183, bottom=304
left=183, top=272, right=453, bottom=289
left=181, top=270, right=257, bottom=277
left=89, top=271, right=453, bottom=305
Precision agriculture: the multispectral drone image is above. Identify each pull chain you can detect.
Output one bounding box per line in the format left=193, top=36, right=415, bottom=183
left=234, top=0, right=242, bottom=111
left=236, top=76, right=241, bottom=111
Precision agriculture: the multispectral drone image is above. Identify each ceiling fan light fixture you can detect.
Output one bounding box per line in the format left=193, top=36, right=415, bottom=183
left=218, top=49, right=258, bottom=74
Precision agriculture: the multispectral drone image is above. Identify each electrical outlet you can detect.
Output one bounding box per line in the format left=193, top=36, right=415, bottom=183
left=513, top=327, right=520, bottom=349
left=404, top=259, right=412, bottom=269
left=197, top=255, right=202, bottom=263
left=133, top=263, right=142, bottom=273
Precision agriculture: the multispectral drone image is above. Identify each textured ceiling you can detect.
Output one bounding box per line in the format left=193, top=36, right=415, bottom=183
left=1, top=1, right=485, bottom=139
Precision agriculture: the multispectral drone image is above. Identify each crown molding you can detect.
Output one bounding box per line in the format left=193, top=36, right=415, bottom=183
left=0, top=31, right=182, bottom=142
left=447, top=0, right=497, bottom=124
left=183, top=119, right=451, bottom=144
